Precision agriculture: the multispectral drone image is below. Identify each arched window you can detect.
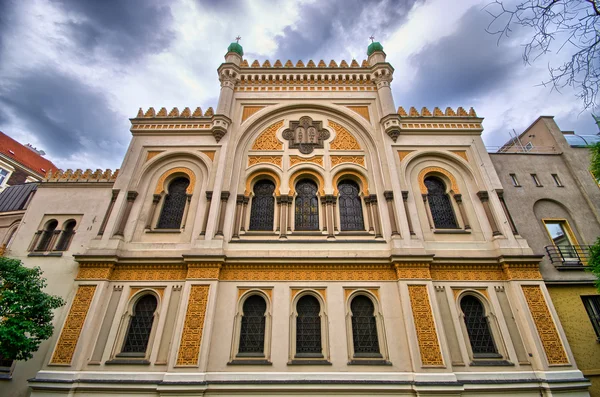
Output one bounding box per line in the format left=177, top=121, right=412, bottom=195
left=294, top=179, right=319, bottom=231
left=238, top=295, right=267, bottom=354
left=425, top=176, right=458, bottom=229
left=157, top=177, right=190, bottom=229
left=460, top=295, right=498, bottom=356
left=249, top=180, right=275, bottom=231
left=350, top=295, right=380, bottom=355
left=338, top=180, right=364, bottom=231
left=55, top=220, right=76, bottom=251
left=122, top=295, right=158, bottom=354
left=296, top=295, right=322, bottom=356
left=35, top=219, right=58, bottom=251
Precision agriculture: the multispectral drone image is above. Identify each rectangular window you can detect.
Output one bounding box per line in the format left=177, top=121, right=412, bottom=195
left=582, top=296, right=600, bottom=341
left=0, top=168, right=9, bottom=185
left=552, top=174, right=563, bottom=187
left=543, top=219, right=580, bottom=262
left=524, top=142, right=533, bottom=152
left=509, top=173, right=520, bottom=187
left=531, top=173, right=542, bottom=187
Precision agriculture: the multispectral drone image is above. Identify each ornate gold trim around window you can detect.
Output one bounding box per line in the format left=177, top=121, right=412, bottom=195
left=418, top=166, right=460, bottom=194
left=252, top=120, right=284, bottom=150
left=521, top=285, right=569, bottom=365
left=248, top=155, right=283, bottom=168
left=154, top=167, right=196, bottom=194
left=176, top=285, right=210, bottom=366
left=408, top=285, right=444, bottom=366
left=50, top=285, right=97, bottom=365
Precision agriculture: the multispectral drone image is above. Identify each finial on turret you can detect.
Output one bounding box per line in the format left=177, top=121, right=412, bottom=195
left=235, top=35, right=241, bottom=43
left=369, top=35, right=375, bottom=43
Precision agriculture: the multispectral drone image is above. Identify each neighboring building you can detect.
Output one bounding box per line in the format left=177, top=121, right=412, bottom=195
left=0, top=131, right=57, bottom=191
left=1, top=42, right=593, bottom=396
left=490, top=116, right=600, bottom=395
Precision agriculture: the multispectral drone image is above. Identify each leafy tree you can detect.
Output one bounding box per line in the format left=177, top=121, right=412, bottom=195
left=589, top=142, right=600, bottom=289
left=0, top=258, right=65, bottom=361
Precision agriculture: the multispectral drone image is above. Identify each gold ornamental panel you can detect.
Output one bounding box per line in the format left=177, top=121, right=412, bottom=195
left=408, top=285, right=444, bottom=366
left=248, top=155, right=283, bottom=168
left=111, top=265, right=188, bottom=281
left=346, top=106, right=370, bottom=122
left=289, top=155, right=324, bottom=167
left=394, top=263, right=431, bottom=279
left=252, top=120, right=284, bottom=150
left=398, top=150, right=414, bottom=162
left=328, top=120, right=361, bottom=150
left=242, top=106, right=265, bottom=122
left=220, top=264, right=396, bottom=281
left=155, top=167, right=196, bottom=194
left=418, top=166, right=460, bottom=195
left=330, top=155, right=365, bottom=168
left=176, top=285, right=210, bottom=366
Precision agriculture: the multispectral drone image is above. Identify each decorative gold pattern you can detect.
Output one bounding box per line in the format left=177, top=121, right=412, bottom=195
left=201, top=151, right=215, bottom=161
left=176, top=285, right=210, bottom=366
left=291, top=288, right=326, bottom=301
left=402, top=123, right=482, bottom=130
left=238, top=288, right=273, bottom=301
left=50, top=285, right=97, bottom=365
left=76, top=264, right=113, bottom=280
left=430, top=264, right=505, bottom=281
left=289, top=155, right=324, bottom=167
left=330, top=155, right=365, bottom=167
left=111, top=265, right=188, bottom=281
left=245, top=169, right=282, bottom=196
left=131, top=123, right=211, bottom=130
left=146, top=151, right=162, bottom=162
left=408, top=285, right=444, bottom=366
left=129, top=287, right=165, bottom=299
left=328, top=120, right=361, bottom=150
left=344, top=288, right=380, bottom=301
left=394, top=263, right=431, bottom=279
left=288, top=169, right=325, bottom=196
left=242, top=106, right=265, bottom=122
left=155, top=167, right=196, bottom=194
left=452, top=288, right=489, bottom=301
left=450, top=150, right=468, bottom=161
left=187, top=263, right=221, bottom=279
left=332, top=170, right=369, bottom=195
left=45, top=169, right=119, bottom=183
left=220, top=264, right=396, bottom=281
left=398, top=151, right=414, bottom=161
left=418, top=166, right=460, bottom=194
left=252, top=120, right=284, bottom=150
left=346, top=106, right=370, bottom=121
left=521, top=285, right=569, bottom=365
left=248, top=155, right=283, bottom=168
left=502, top=263, right=542, bottom=280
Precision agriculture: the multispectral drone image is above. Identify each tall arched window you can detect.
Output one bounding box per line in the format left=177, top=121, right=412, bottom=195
left=350, top=295, right=380, bottom=355
left=338, top=180, right=364, bottom=231
left=294, top=179, right=319, bottom=231
left=238, top=295, right=267, bottom=355
left=424, top=176, right=458, bottom=229
left=35, top=219, right=58, bottom=251
left=296, top=295, right=322, bottom=356
left=122, top=295, right=158, bottom=355
left=55, top=220, right=76, bottom=251
left=460, top=295, right=498, bottom=356
left=249, top=180, right=275, bottom=231
left=157, top=177, right=190, bottom=229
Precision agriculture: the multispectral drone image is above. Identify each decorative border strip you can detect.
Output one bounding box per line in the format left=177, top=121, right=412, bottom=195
left=408, top=285, right=444, bottom=366
left=176, top=285, right=210, bottom=366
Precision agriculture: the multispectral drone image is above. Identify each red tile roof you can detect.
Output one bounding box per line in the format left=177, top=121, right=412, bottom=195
left=0, top=131, right=58, bottom=177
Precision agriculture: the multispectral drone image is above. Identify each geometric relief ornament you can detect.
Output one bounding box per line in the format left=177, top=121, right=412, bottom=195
left=50, top=285, right=97, bottom=365
left=282, top=116, right=330, bottom=154
left=176, top=285, right=210, bottom=366
left=521, top=285, right=569, bottom=365
left=155, top=167, right=196, bottom=194
left=252, top=120, right=284, bottom=150
left=328, top=120, right=361, bottom=150
left=418, top=166, right=460, bottom=194
left=407, top=285, right=444, bottom=366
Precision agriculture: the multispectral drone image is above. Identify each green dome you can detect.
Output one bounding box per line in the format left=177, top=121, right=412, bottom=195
left=367, top=41, right=384, bottom=56
left=227, top=42, right=244, bottom=56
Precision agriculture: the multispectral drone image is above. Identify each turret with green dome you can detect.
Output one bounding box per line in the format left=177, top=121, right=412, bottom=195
left=367, top=41, right=384, bottom=56
left=227, top=41, right=244, bottom=57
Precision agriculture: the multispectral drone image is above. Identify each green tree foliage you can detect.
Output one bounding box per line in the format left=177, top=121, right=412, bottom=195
left=0, top=258, right=65, bottom=361
left=589, top=142, right=600, bottom=289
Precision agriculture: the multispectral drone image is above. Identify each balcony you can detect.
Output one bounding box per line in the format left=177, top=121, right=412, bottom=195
left=545, top=245, right=591, bottom=269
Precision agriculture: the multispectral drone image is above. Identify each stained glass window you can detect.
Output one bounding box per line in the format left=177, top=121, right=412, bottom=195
left=249, top=180, right=275, bottom=231
left=238, top=295, right=267, bottom=354
left=55, top=220, right=76, bottom=251
left=157, top=177, right=190, bottom=229
left=296, top=295, right=322, bottom=355
left=338, top=180, right=364, bottom=231
left=294, top=179, right=319, bottom=231
left=460, top=295, right=498, bottom=355
left=35, top=219, right=58, bottom=251
left=351, top=295, right=380, bottom=355
left=122, top=295, right=157, bottom=354
left=425, top=176, right=458, bottom=229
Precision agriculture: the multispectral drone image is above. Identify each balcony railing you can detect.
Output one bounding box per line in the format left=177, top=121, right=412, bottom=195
left=545, top=245, right=591, bottom=268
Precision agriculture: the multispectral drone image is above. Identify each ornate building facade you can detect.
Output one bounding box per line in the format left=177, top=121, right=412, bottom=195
left=0, top=42, right=593, bottom=396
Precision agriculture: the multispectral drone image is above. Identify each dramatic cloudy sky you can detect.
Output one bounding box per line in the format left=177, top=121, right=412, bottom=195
left=0, top=0, right=596, bottom=170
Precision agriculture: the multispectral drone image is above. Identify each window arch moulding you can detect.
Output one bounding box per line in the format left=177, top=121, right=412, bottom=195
left=245, top=170, right=282, bottom=196
left=154, top=167, right=196, bottom=195
left=332, top=169, right=369, bottom=195
left=289, top=169, right=325, bottom=196
left=418, top=166, right=460, bottom=195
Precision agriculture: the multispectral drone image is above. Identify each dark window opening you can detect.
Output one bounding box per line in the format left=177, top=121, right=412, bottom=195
left=338, top=180, right=364, bottom=231
left=294, top=179, right=319, bottom=231
left=351, top=295, right=380, bottom=355
left=157, top=177, right=190, bottom=229
left=582, top=296, right=600, bottom=341
left=296, top=295, right=322, bottom=355
left=35, top=219, right=58, bottom=251
left=238, top=295, right=267, bottom=354
left=249, top=180, right=275, bottom=231
left=461, top=295, right=498, bottom=356
left=122, top=295, right=158, bottom=354
left=424, top=176, right=458, bottom=229
left=55, top=220, right=76, bottom=251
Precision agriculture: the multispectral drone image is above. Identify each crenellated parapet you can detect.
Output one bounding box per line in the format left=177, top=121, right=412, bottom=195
left=240, top=59, right=370, bottom=69
left=398, top=106, right=477, bottom=118
left=44, top=169, right=119, bottom=183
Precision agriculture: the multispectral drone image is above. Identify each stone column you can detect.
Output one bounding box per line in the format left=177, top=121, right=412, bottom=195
left=114, top=191, right=138, bottom=237
left=145, top=194, right=162, bottom=230
left=422, top=194, right=434, bottom=230
left=477, top=191, right=502, bottom=236
left=401, top=191, right=415, bottom=235
left=453, top=194, right=470, bottom=230
left=240, top=196, right=249, bottom=232
left=497, top=191, right=518, bottom=235
left=288, top=196, right=293, bottom=232
left=280, top=195, right=289, bottom=239
left=180, top=194, right=192, bottom=229
left=384, top=191, right=399, bottom=236
left=369, top=194, right=382, bottom=238
left=320, top=196, right=327, bottom=233
left=275, top=196, right=282, bottom=233
left=232, top=195, right=244, bottom=239
left=216, top=73, right=237, bottom=116
left=333, top=196, right=339, bottom=232
left=200, top=191, right=213, bottom=236
left=98, top=190, right=119, bottom=236
left=325, top=195, right=335, bottom=239
left=215, top=192, right=230, bottom=237
left=364, top=196, right=374, bottom=232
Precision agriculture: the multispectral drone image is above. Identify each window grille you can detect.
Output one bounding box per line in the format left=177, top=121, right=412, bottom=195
left=296, top=295, right=322, bottom=355
left=294, top=180, right=319, bottom=231
left=460, top=295, right=498, bottom=356
left=351, top=295, right=380, bottom=355
left=35, top=220, right=58, bottom=251
left=122, top=295, right=157, bottom=354
left=238, top=295, right=267, bottom=354
left=582, top=296, right=600, bottom=340
left=249, top=180, right=275, bottom=231
left=338, top=180, right=364, bottom=231
left=424, top=177, right=458, bottom=229
left=55, top=220, right=76, bottom=251
left=157, top=177, right=189, bottom=229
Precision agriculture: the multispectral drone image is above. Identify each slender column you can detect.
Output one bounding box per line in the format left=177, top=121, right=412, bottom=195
left=373, top=72, right=395, bottom=115
left=325, top=195, right=335, bottom=238
left=321, top=196, right=327, bottom=233
left=180, top=194, right=192, bottom=229
left=364, top=196, right=374, bottom=232
left=215, top=192, right=230, bottom=236
left=402, top=191, right=415, bottom=235
left=114, top=191, right=138, bottom=236
left=145, top=194, right=162, bottom=229
left=333, top=196, right=339, bottom=232
left=49, top=230, right=61, bottom=251
left=497, top=191, right=518, bottom=235
left=98, top=190, right=119, bottom=236
left=288, top=196, right=293, bottom=232
left=232, top=195, right=244, bottom=239
left=240, top=196, right=249, bottom=232
left=280, top=195, right=289, bottom=239
left=453, top=194, right=470, bottom=230
left=369, top=194, right=382, bottom=238
left=384, top=191, right=399, bottom=236
left=477, top=191, right=501, bottom=236
left=422, top=194, right=434, bottom=230
left=200, top=191, right=213, bottom=236
left=275, top=196, right=282, bottom=233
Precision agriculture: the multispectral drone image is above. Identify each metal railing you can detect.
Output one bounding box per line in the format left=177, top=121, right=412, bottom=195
left=545, top=245, right=591, bottom=267
left=486, top=145, right=558, bottom=154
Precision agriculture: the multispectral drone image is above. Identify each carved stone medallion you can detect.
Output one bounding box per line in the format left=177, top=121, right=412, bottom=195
left=282, top=116, right=330, bottom=154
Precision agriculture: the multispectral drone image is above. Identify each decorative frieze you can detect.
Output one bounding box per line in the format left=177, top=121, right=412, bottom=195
left=220, top=264, right=396, bottom=281
left=248, top=155, right=283, bottom=168
left=155, top=167, right=196, bottom=194
left=418, top=166, right=460, bottom=194
left=289, top=155, right=324, bottom=167
left=330, top=155, right=365, bottom=167
left=176, top=285, right=210, bottom=366
left=328, top=120, right=361, bottom=150
left=252, top=120, right=284, bottom=150
left=44, top=169, right=119, bottom=183
left=408, top=285, right=444, bottom=366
